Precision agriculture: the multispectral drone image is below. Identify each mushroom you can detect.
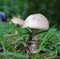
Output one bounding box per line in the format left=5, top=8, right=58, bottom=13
left=11, top=16, right=24, bottom=26
left=11, top=16, right=24, bottom=34
left=22, top=14, right=49, bottom=54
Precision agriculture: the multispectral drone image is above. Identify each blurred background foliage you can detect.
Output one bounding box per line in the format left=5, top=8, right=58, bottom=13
left=0, top=0, right=60, bottom=27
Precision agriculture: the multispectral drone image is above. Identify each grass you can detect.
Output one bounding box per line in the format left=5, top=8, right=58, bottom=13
left=0, top=22, right=60, bottom=59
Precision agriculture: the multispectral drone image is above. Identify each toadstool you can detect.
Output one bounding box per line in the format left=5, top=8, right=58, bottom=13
left=11, top=16, right=24, bottom=26
left=11, top=16, right=24, bottom=34
left=22, top=14, right=49, bottom=54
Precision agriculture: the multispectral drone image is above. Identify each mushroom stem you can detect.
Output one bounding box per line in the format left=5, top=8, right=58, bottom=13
left=28, top=40, right=38, bottom=54
left=32, top=29, right=38, bottom=41
left=27, top=29, right=38, bottom=54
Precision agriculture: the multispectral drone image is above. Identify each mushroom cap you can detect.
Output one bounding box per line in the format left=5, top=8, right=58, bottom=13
left=11, top=16, right=24, bottom=26
left=22, top=14, right=49, bottom=30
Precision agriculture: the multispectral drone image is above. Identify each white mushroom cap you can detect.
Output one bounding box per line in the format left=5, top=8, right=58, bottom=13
left=22, top=14, right=49, bottom=30
left=11, top=16, right=24, bottom=26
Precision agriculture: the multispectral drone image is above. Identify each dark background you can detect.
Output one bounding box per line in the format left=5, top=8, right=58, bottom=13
left=0, top=0, right=60, bottom=28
